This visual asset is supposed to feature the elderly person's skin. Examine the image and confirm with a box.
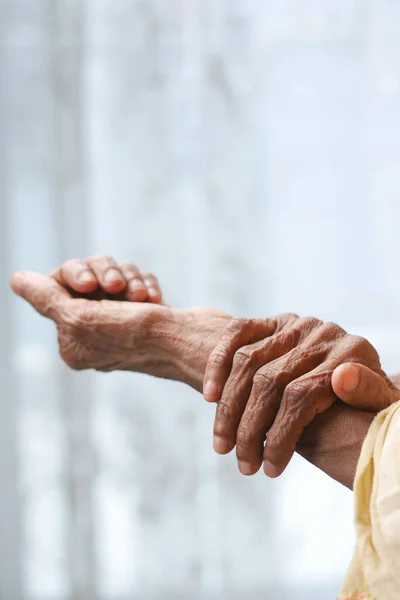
[204,316,400,478]
[10,257,396,490]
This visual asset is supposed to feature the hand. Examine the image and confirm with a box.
[10,257,231,380]
[203,315,396,478]
[10,259,172,374]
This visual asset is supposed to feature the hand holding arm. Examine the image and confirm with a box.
[203,316,399,483]
[10,260,384,491]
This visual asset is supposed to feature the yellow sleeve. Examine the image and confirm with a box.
[338,401,400,600]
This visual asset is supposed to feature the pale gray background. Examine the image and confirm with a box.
[1,1,400,599]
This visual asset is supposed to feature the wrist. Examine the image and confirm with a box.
[140,307,231,391]
[120,305,175,376]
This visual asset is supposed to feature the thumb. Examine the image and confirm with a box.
[332,362,398,411]
[10,271,72,322]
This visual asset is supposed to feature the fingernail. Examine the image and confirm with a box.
[238,461,259,476]
[78,270,94,283]
[204,380,220,402]
[342,364,360,394]
[263,460,281,478]
[104,268,122,284]
[213,435,232,454]
[148,287,159,298]
[129,279,145,293]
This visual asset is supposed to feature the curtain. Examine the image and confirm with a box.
[1,1,400,598]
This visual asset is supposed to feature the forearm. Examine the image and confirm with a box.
[132,306,230,388]
[297,404,375,489]
[139,307,372,489]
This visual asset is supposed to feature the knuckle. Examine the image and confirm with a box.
[220,317,253,348]
[279,326,301,348]
[293,316,323,342]
[140,270,156,280]
[133,277,147,288]
[209,347,230,367]
[92,255,116,270]
[287,312,300,320]
[345,334,377,359]
[119,261,139,274]
[226,317,248,336]
[280,312,300,325]
[253,366,281,391]
[214,402,235,436]
[284,380,308,406]
[216,400,235,421]
[322,321,346,338]
[237,425,257,451]
[214,318,247,352]
[301,316,323,331]
[346,334,366,352]
[144,275,158,287]
[233,345,259,369]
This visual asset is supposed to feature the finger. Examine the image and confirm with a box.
[235,338,326,475]
[263,370,334,478]
[213,327,304,456]
[119,262,149,302]
[203,317,281,404]
[204,313,300,404]
[140,270,163,304]
[332,363,398,411]
[86,255,126,294]
[51,259,98,294]
[10,271,71,322]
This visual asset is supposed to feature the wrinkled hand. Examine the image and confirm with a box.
[10,257,170,373]
[11,256,232,382]
[203,314,399,478]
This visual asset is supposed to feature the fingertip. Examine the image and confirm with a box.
[332,363,360,396]
[129,289,149,302]
[204,380,221,403]
[148,289,162,303]
[103,268,126,293]
[238,461,261,476]
[126,280,148,302]
[10,271,25,294]
[213,435,233,455]
[263,460,283,478]
[74,271,98,293]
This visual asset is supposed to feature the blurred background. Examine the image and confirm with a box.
[1,1,400,599]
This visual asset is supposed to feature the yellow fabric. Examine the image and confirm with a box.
[338,401,400,600]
